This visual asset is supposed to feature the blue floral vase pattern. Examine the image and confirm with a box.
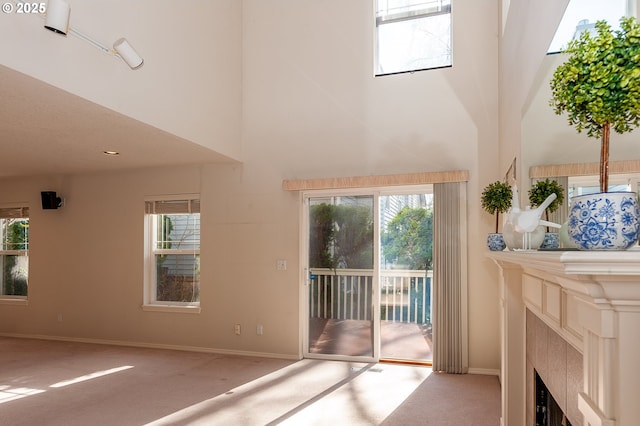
[487,233,506,251]
[540,232,559,249]
[568,192,640,250]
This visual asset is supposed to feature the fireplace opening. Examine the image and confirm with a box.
[535,370,572,426]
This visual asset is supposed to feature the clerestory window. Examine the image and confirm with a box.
[144,197,200,312]
[547,0,630,54]
[375,0,452,76]
[0,206,29,301]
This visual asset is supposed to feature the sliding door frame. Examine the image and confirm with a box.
[300,187,380,363]
[299,184,433,363]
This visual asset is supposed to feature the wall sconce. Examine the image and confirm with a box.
[44,0,70,35]
[41,191,64,210]
[41,0,144,70]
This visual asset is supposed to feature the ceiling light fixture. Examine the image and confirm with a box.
[112,38,144,69]
[40,0,143,70]
[44,0,70,35]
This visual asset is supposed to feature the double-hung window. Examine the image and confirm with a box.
[144,197,200,311]
[375,0,452,76]
[0,206,29,301]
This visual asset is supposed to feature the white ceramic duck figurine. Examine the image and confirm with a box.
[508,184,561,233]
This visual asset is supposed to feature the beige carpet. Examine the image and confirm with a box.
[0,337,499,425]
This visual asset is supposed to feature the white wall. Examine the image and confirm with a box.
[499,0,569,183]
[0,0,243,160]
[0,167,301,356]
[241,0,500,370]
[0,0,502,371]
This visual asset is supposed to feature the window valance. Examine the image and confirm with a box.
[282,170,469,191]
[530,160,640,178]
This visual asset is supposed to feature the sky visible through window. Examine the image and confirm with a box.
[375,0,452,75]
[548,0,629,53]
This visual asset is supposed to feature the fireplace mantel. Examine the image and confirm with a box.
[488,248,640,426]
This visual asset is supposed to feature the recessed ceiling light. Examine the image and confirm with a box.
[103,150,120,156]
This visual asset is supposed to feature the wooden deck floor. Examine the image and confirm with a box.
[309,318,433,362]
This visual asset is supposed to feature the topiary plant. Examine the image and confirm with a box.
[528,178,565,231]
[481,181,512,234]
[549,16,640,193]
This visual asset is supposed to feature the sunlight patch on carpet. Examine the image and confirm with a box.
[0,385,46,404]
[50,365,134,388]
[145,360,432,425]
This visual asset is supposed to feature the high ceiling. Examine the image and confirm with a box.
[0,65,234,179]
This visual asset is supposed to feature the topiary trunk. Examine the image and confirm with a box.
[600,123,610,193]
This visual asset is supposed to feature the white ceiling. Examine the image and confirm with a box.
[0,65,235,179]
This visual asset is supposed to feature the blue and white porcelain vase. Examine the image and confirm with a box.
[487,233,506,251]
[568,192,640,250]
[540,232,559,249]
[559,221,577,249]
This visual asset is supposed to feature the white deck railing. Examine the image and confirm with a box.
[308,268,432,324]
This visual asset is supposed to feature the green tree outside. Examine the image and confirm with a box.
[381,206,433,270]
[309,203,373,269]
[2,219,29,296]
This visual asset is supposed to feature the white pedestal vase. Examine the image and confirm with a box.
[568,191,640,250]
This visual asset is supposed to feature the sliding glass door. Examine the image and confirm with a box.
[303,187,433,363]
[305,194,376,359]
[379,192,433,363]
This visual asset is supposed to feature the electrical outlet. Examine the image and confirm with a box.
[257,324,263,335]
[234,324,241,335]
[276,259,287,270]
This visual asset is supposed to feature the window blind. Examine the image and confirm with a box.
[145,199,200,214]
[376,0,451,25]
[432,181,468,374]
[0,207,29,219]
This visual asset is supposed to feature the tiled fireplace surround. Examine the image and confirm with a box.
[527,308,583,425]
[489,249,640,426]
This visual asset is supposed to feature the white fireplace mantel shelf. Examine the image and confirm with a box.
[488,248,640,426]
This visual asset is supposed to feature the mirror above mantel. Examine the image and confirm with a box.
[517,0,640,246]
[521,0,640,196]
[522,51,640,188]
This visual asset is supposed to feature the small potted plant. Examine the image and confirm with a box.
[528,178,565,248]
[481,180,512,251]
[549,16,640,249]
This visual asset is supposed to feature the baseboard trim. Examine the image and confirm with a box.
[0,332,302,361]
[468,367,500,376]
[0,333,500,371]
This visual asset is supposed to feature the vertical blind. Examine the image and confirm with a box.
[432,181,468,374]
